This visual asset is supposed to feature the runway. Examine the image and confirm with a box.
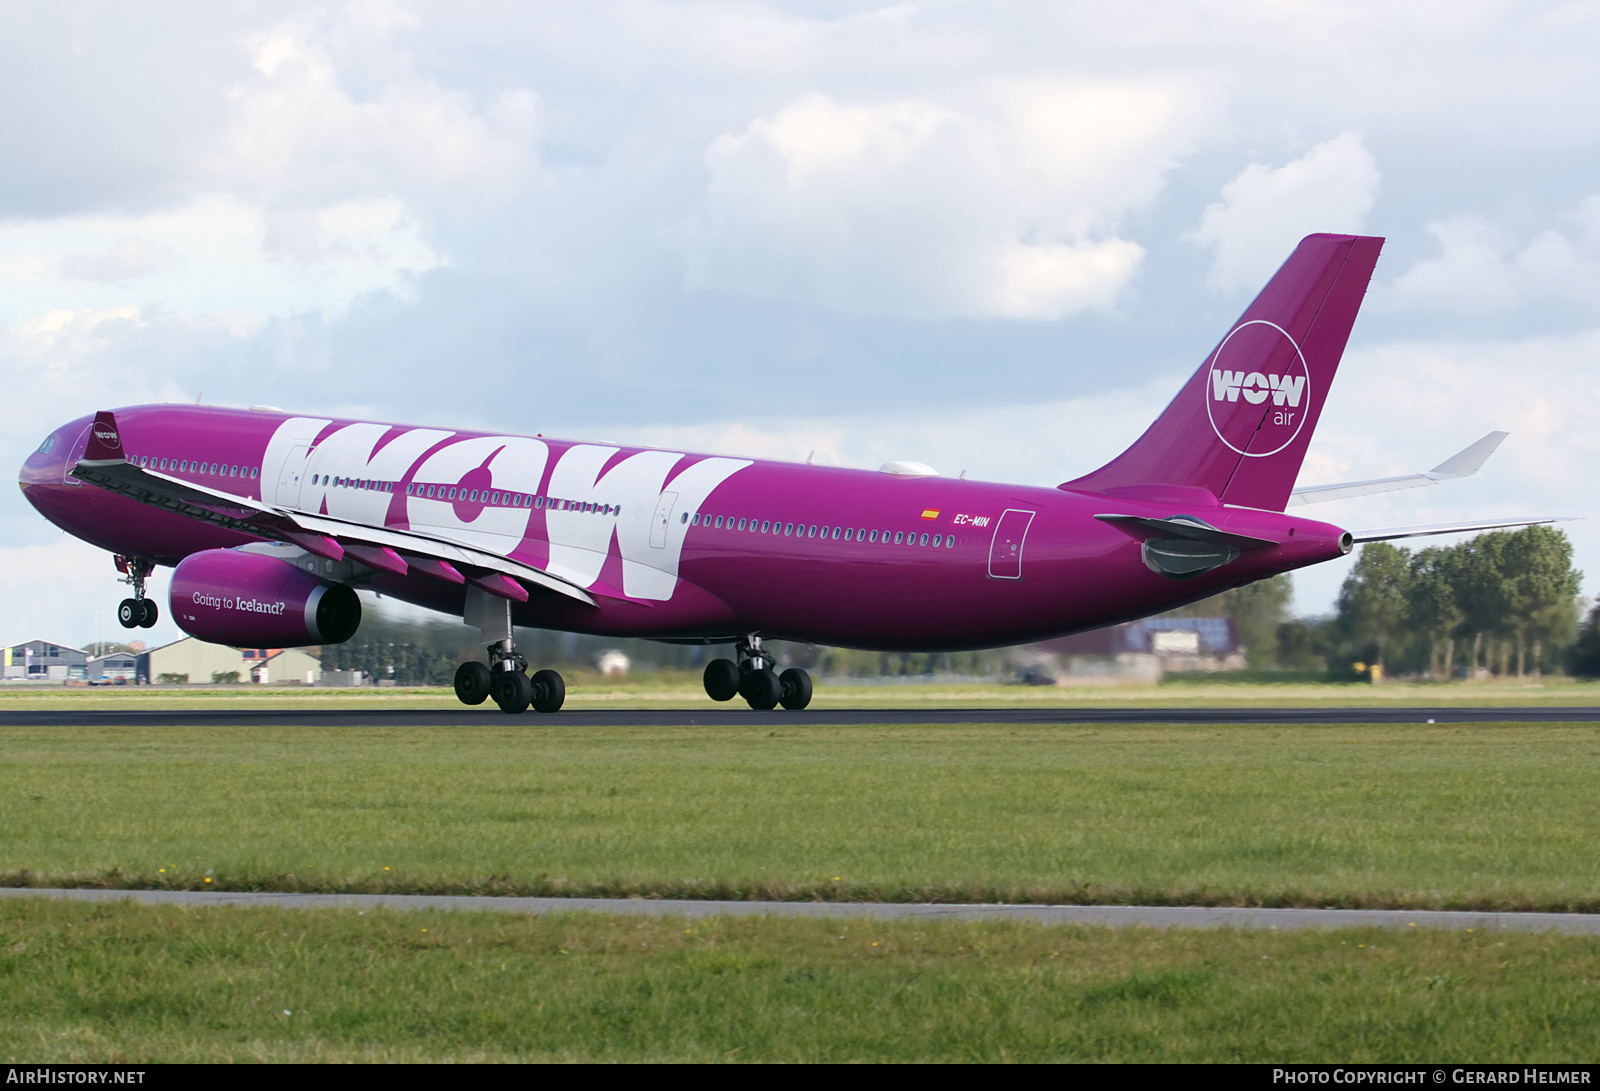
[3,886,1597,932]
[1,706,1598,727]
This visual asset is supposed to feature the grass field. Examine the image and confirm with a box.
[3,673,1600,709]
[3,897,1598,1062]
[3,720,1600,910]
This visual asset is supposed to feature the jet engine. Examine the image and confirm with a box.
[169,548,362,647]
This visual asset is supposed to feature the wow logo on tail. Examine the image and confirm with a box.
[1204,319,1311,458]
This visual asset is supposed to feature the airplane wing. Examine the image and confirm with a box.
[1287,431,1507,507]
[1350,516,1568,543]
[71,412,597,607]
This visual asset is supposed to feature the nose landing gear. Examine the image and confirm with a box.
[114,555,159,629]
[703,635,813,710]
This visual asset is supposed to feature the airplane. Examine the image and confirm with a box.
[17,233,1551,714]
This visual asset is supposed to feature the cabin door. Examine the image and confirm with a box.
[276,445,311,507]
[650,491,678,549]
[987,508,1036,580]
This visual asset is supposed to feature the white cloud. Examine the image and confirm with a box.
[1385,199,1600,312]
[686,78,1213,319]
[0,195,441,326]
[1190,133,1381,294]
[209,10,541,200]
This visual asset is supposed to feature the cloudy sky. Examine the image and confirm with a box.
[5,0,1600,649]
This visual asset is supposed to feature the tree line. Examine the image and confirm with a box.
[1272,525,1583,679]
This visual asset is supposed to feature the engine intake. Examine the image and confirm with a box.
[169,548,361,647]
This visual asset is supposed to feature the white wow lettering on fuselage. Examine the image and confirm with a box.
[260,418,751,602]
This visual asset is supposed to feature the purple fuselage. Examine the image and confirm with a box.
[19,403,1349,651]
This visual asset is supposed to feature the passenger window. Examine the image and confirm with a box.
[448,488,458,500]
[868,530,877,543]
[735,518,745,530]
[919,533,929,546]
[831,527,840,540]
[782,523,792,535]
[894,531,904,544]
[252,467,259,479]
[843,528,853,541]
[760,520,770,533]
[946,535,955,548]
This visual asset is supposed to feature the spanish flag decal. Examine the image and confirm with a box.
[921,509,940,520]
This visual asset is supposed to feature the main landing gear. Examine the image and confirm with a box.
[454,586,564,714]
[114,555,159,629]
[703,635,812,711]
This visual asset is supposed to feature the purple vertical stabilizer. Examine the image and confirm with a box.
[1064,233,1383,511]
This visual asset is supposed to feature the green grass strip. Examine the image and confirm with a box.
[3,722,1600,910]
[1,898,1597,1062]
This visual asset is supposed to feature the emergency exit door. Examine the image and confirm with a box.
[987,508,1035,580]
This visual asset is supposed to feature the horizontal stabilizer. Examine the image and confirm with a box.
[1094,513,1277,551]
[1350,516,1568,543]
[1290,431,1507,507]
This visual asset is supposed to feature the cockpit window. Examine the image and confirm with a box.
[35,434,56,455]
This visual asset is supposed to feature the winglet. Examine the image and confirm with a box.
[1429,431,1507,478]
[81,411,126,464]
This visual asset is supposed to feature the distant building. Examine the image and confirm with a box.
[138,637,252,685]
[87,651,140,683]
[250,648,321,685]
[1037,617,1244,681]
[2,640,88,681]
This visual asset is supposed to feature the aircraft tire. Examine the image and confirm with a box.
[742,667,781,711]
[531,669,566,714]
[492,669,533,714]
[778,667,812,711]
[117,599,141,629]
[138,599,159,628]
[703,659,740,701]
[454,662,492,705]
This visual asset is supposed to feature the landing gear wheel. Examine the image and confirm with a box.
[138,599,159,628]
[741,667,781,711]
[778,668,812,711]
[492,670,533,714]
[530,669,566,714]
[703,659,740,702]
[118,599,141,629]
[454,661,492,705]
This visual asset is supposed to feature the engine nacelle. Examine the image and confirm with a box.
[169,548,362,647]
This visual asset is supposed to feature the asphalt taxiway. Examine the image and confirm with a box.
[1,706,1598,727]
[3,887,1597,933]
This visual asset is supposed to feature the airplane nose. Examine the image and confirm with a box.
[18,416,89,492]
